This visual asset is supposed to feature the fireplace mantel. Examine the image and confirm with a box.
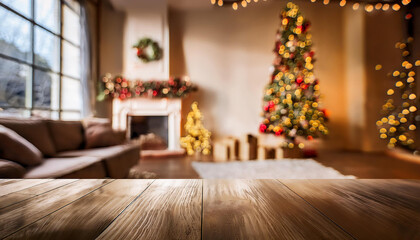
[112,98,182,150]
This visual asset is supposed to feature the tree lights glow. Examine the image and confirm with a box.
[377,38,420,150]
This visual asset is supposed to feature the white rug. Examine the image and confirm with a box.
[192,159,356,179]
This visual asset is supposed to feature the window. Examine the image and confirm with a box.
[0,0,82,120]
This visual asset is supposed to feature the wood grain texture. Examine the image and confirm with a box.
[0,179,52,197]
[97,179,202,240]
[281,179,420,240]
[0,179,78,209]
[202,179,353,240]
[6,179,154,240]
[0,179,112,238]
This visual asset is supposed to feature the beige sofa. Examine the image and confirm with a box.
[0,118,140,178]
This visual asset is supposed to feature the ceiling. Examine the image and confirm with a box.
[110,0,417,12]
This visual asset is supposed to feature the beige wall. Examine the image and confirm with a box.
[170,1,348,149]
[121,0,170,80]
[96,0,125,118]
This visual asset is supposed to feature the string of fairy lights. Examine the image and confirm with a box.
[210,0,412,11]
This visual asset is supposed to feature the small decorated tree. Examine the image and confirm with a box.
[180,102,212,155]
[377,37,420,150]
[259,2,328,148]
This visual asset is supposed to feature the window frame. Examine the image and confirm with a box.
[0,0,82,119]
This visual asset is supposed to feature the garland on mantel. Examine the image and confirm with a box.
[97,74,198,101]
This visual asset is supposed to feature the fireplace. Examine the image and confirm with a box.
[128,115,169,148]
[112,98,182,151]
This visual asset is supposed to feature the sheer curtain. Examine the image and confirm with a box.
[80,0,94,117]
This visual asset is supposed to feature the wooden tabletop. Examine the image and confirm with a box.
[0,179,419,239]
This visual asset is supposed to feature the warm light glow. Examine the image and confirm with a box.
[211,0,216,4]
[402,0,411,5]
[375,64,382,70]
[392,4,400,11]
[365,5,374,12]
[241,0,247,7]
[382,4,390,11]
[339,0,346,7]
[375,3,382,10]
[352,3,359,10]
[323,0,329,5]
[232,2,238,10]
[217,0,223,6]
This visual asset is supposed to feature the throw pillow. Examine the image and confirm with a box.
[83,118,126,149]
[46,120,84,152]
[0,118,56,156]
[0,159,26,178]
[0,125,43,166]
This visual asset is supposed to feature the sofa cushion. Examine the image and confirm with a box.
[0,125,43,166]
[56,144,138,158]
[56,144,140,178]
[46,120,84,152]
[0,159,26,178]
[0,118,56,156]
[24,156,102,179]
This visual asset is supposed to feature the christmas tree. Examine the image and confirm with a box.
[259,2,328,147]
[180,102,212,155]
[377,37,420,150]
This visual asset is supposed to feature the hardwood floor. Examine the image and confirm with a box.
[1,179,420,239]
[136,150,420,179]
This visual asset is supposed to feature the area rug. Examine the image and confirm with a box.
[191,159,356,179]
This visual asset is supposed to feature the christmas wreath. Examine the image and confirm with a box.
[133,38,163,63]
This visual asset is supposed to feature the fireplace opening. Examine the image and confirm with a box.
[128,115,168,149]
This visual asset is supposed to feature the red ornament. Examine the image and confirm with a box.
[322,109,330,118]
[296,77,303,84]
[153,90,158,96]
[259,124,267,133]
[275,128,283,136]
[168,77,175,86]
[136,48,143,57]
[301,84,308,90]
[310,51,315,57]
[307,135,313,140]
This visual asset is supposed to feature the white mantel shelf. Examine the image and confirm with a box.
[112,98,182,150]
